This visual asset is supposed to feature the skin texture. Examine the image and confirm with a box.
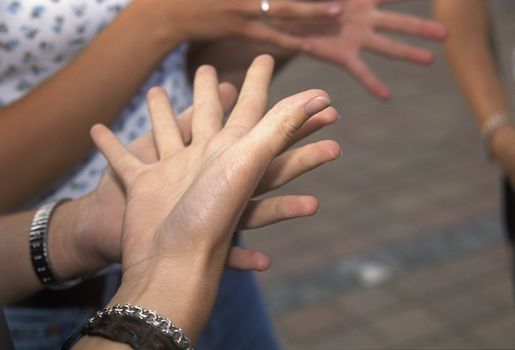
[67,55,339,348]
[434,0,515,184]
[0,58,341,304]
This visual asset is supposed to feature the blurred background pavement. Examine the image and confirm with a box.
[245,1,515,349]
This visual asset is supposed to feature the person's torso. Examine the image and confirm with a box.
[0,0,192,206]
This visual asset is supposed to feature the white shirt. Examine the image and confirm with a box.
[0,0,192,205]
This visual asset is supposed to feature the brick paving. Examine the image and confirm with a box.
[244,1,515,349]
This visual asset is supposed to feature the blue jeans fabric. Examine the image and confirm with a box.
[4,308,90,350]
[5,269,279,350]
[197,268,279,350]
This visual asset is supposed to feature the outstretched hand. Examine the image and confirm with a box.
[91,55,339,276]
[154,0,343,51]
[281,0,447,99]
[71,56,340,278]
[87,56,338,340]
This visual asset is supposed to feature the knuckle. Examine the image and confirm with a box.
[278,117,301,139]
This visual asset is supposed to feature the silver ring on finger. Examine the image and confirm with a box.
[260,0,271,21]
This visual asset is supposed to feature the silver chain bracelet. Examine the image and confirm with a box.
[90,304,194,350]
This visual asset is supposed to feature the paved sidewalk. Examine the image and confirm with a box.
[246,2,515,349]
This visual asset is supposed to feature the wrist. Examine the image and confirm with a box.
[130,0,187,49]
[481,112,513,159]
[48,197,106,281]
[110,255,225,342]
[490,123,515,163]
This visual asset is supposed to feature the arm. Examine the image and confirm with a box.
[0,0,182,211]
[434,0,515,183]
[0,0,337,212]
[434,0,509,125]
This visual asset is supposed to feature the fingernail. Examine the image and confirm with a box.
[305,96,331,116]
[328,4,341,15]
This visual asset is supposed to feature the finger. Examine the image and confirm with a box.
[226,246,271,272]
[239,195,319,229]
[146,87,184,157]
[243,89,332,163]
[366,34,434,64]
[192,65,224,141]
[268,0,342,20]
[128,89,334,164]
[127,83,238,163]
[375,12,447,40]
[177,82,238,144]
[286,106,339,149]
[218,82,239,114]
[127,132,158,164]
[241,21,307,52]
[90,124,142,186]
[345,56,390,100]
[225,54,275,134]
[255,140,341,194]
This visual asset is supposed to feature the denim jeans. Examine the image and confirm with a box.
[6,269,279,350]
[4,307,90,350]
[197,268,279,350]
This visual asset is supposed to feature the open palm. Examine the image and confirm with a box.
[283,0,447,99]
[91,55,340,274]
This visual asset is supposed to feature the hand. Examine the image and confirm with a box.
[91,55,339,273]
[69,61,340,277]
[280,0,447,99]
[147,0,343,51]
[90,55,338,339]
[71,55,338,347]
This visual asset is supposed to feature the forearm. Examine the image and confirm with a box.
[434,0,511,126]
[188,40,296,89]
[0,209,40,303]
[0,0,183,212]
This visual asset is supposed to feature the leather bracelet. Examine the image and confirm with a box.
[61,304,194,350]
[29,199,83,290]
